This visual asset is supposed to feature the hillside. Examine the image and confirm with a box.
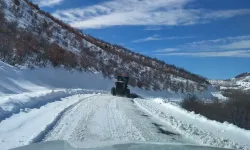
[210,73,250,91]
[235,72,250,79]
[0,0,209,93]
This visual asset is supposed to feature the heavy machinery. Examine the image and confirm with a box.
[111,74,130,97]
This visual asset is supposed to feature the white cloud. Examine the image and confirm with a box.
[157,50,250,58]
[144,26,163,31]
[155,35,250,58]
[33,0,64,7]
[154,48,179,53]
[202,9,250,20]
[187,35,250,46]
[52,0,250,29]
[182,35,250,51]
[221,40,250,50]
[133,34,163,43]
[133,35,194,43]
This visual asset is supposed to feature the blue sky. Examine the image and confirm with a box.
[32,0,250,79]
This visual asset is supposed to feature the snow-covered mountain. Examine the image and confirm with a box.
[0,0,209,94]
[210,73,250,91]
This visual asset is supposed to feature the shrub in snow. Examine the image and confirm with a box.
[181,91,250,130]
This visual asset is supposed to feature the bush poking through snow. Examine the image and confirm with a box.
[181,92,250,130]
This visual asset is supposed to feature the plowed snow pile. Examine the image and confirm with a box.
[135,98,250,150]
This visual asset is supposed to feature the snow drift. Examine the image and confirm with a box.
[135,98,250,150]
[0,94,95,150]
[0,61,113,95]
[0,61,111,121]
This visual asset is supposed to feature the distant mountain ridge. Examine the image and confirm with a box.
[0,0,209,93]
[235,72,250,79]
[210,73,250,91]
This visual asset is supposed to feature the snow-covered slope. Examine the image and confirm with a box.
[235,75,250,90]
[0,0,209,93]
[210,92,228,100]
[0,60,111,121]
[0,61,112,95]
[210,73,250,91]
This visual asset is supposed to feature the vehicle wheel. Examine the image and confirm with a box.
[111,87,116,96]
[125,89,130,98]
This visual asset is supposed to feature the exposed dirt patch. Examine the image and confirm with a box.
[152,123,179,136]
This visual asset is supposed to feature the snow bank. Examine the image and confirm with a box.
[0,61,184,99]
[0,89,106,121]
[0,61,113,95]
[135,98,250,150]
[0,60,214,102]
[132,87,184,99]
[131,84,216,100]
[0,94,95,150]
[0,60,112,121]
[211,92,228,100]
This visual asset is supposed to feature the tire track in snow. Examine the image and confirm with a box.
[107,98,145,141]
[0,94,97,150]
[30,94,98,143]
[44,95,146,143]
[118,98,190,144]
[44,95,192,146]
[69,96,107,142]
[44,95,112,142]
[0,89,97,122]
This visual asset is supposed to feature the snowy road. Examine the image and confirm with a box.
[44,95,192,146]
[1,93,250,150]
